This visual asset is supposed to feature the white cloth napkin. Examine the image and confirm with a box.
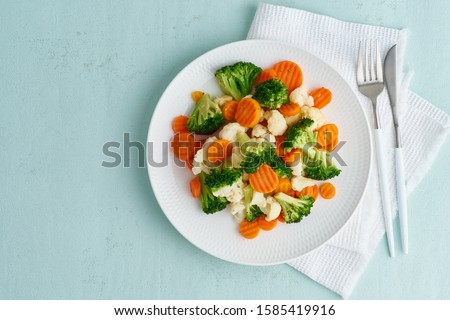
[248,3,450,298]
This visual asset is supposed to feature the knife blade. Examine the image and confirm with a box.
[384,44,409,254]
[384,45,399,141]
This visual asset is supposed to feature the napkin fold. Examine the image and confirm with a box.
[248,3,450,298]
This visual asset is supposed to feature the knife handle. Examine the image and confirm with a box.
[374,129,395,257]
[395,147,408,254]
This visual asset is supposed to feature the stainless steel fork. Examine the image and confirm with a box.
[357,40,395,257]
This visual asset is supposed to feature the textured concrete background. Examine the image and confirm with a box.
[0,0,449,299]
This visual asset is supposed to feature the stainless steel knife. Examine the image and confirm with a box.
[384,45,409,254]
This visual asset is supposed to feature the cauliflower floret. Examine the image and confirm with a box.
[265,110,288,136]
[284,105,324,130]
[251,123,277,144]
[234,212,245,222]
[250,191,267,208]
[291,175,317,191]
[264,133,276,143]
[226,180,245,203]
[191,149,211,175]
[252,124,268,138]
[213,95,233,107]
[212,178,244,203]
[192,136,218,175]
[299,105,324,131]
[284,114,301,127]
[204,136,217,144]
[259,109,265,122]
[289,86,314,107]
[263,196,282,221]
[230,202,245,223]
[253,137,267,144]
[229,201,245,222]
[230,201,245,216]
[289,161,303,176]
[219,122,247,143]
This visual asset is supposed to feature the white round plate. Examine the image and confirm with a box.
[147,40,371,265]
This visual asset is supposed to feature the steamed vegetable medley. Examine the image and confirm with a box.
[171,60,341,239]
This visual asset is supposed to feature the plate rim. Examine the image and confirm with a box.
[146,39,373,266]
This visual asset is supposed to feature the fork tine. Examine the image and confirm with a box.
[376,39,383,81]
[357,41,364,84]
[364,40,369,82]
[370,40,376,81]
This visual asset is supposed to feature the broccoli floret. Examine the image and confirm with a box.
[215,62,262,101]
[284,118,317,152]
[239,142,269,173]
[238,134,292,179]
[274,192,315,224]
[197,172,228,214]
[303,147,341,180]
[247,205,264,222]
[269,153,293,179]
[243,185,264,222]
[205,167,242,192]
[187,93,224,134]
[253,79,289,109]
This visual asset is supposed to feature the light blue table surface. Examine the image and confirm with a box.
[1,0,449,300]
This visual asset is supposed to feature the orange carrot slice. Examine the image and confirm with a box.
[222,100,238,121]
[170,132,200,161]
[277,213,285,223]
[316,124,339,152]
[279,103,300,117]
[240,219,260,239]
[185,157,193,171]
[172,115,189,133]
[206,139,231,163]
[320,183,336,199]
[275,178,292,194]
[235,98,261,127]
[283,148,302,164]
[190,177,201,198]
[275,135,286,157]
[257,216,277,231]
[254,68,277,87]
[191,91,204,102]
[285,189,296,197]
[272,61,303,93]
[248,164,279,193]
[310,87,332,109]
[296,185,319,201]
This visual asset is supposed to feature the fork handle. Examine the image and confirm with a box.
[371,97,381,129]
[374,128,396,257]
